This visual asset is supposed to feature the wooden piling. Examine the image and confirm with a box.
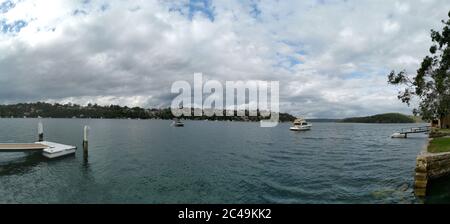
[38,121,44,142]
[83,125,89,158]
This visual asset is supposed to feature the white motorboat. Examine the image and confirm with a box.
[290,118,312,131]
[391,132,407,138]
[172,118,184,127]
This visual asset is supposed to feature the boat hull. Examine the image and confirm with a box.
[391,132,406,138]
[290,126,311,131]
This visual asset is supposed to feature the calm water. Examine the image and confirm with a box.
[0,118,442,204]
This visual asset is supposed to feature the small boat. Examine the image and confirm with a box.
[173,118,184,127]
[391,132,407,138]
[290,118,312,131]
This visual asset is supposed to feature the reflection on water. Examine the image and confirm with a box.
[0,152,45,176]
[0,152,76,176]
[0,118,431,203]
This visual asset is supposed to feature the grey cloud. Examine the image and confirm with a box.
[0,0,448,118]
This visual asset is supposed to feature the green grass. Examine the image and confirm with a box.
[428,137,450,153]
[430,128,450,138]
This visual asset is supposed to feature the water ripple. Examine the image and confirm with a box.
[0,119,428,203]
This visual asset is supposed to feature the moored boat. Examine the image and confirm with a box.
[173,118,184,127]
[290,118,312,131]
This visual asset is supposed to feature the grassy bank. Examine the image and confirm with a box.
[428,137,450,153]
[430,128,450,138]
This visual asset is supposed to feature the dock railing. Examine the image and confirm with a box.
[399,126,431,134]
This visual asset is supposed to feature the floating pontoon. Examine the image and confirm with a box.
[39,141,77,158]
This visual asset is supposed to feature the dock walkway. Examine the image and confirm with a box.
[0,143,48,152]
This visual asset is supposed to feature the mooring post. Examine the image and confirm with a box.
[38,121,44,142]
[83,125,89,157]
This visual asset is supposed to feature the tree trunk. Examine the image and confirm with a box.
[440,116,445,129]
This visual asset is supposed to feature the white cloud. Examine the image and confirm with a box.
[0,0,449,118]
[383,20,400,33]
[395,2,410,14]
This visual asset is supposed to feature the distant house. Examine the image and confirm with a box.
[432,115,450,129]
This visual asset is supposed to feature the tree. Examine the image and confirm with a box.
[388,11,450,128]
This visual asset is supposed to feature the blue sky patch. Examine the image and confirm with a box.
[249,1,261,18]
[274,52,304,70]
[287,56,302,66]
[1,19,28,33]
[169,0,215,21]
[0,0,15,13]
[188,0,215,21]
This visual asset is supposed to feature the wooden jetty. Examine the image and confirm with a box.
[391,126,431,138]
[0,121,47,152]
[0,142,77,158]
[0,143,48,152]
[0,122,81,158]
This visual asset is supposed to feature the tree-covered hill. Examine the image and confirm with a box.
[340,113,417,123]
[0,102,296,122]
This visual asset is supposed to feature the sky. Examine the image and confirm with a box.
[0,0,449,118]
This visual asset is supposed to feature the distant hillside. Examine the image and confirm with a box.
[0,102,296,122]
[340,113,416,123]
[307,119,341,123]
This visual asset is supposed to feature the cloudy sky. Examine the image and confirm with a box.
[1,0,449,118]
